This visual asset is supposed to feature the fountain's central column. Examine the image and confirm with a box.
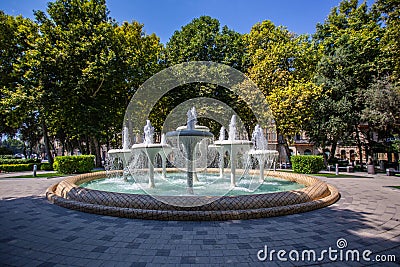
[184,138,196,194]
[165,107,214,194]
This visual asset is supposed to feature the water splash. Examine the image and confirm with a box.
[160,133,166,145]
[228,115,237,141]
[219,126,225,141]
[187,107,197,130]
[122,126,130,149]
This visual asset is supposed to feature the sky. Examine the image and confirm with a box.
[0,0,375,43]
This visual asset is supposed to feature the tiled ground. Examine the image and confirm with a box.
[0,173,399,266]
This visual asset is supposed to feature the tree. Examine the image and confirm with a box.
[362,77,400,137]
[267,80,323,145]
[1,0,163,166]
[159,16,253,136]
[0,12,37,136]
[165,16,244,69]
[308,0,383,164]
[245,20,322,161]
[375,0,400,80]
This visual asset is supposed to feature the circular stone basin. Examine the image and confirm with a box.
[46,171,340,221]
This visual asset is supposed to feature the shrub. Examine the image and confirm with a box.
[0,154,14,159]
[0,158,41,165]
[291,155,324,174]
[40,162,53,171]
[0,163,38,172]
[0,147,13,155]
[53,155,95,174]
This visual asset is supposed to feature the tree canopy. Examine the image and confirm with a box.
[1,0,399,164]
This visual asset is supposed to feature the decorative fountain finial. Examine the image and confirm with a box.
[187,107,197,130]
[228,115,237,141]
[160,133,166,145]
[122,126,130,150]
[143,120,154,145]
[219,126,225,141]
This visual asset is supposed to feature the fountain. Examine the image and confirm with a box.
[107,126,133,169]
[131,120,171,188]
[248,124,279,182]
[208,126,226,178]
[214,115,253,187]
[46,107,340,221]
[165,107,214,194]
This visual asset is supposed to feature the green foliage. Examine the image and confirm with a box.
[40,162,53,171]
[0,0,398,166]
[0,138,25,155]
[306,0,383,162]
[0,158,40,165]
[0,154,14,159]
[0,163,37,172]
[159,16,255,134]
[0,147,13,155]
[244,20,324,158]
[1,0,162,166]
[53,155,95,174]
[375,0,400,80]
[361,77,400,135]
[267,80,323,139]
[291,155,325,174]
[165,16,244,69]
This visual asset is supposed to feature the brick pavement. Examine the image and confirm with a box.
[0,173,399,266]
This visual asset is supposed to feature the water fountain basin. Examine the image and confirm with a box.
[46,170,340,220]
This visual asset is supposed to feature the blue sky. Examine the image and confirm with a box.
[0,0,375,43]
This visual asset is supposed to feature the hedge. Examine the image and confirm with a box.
[0,155,14,159]
[291,155,324,174]
[40,162,53,171]
[53,155,95,174]
[0,158,41,165]
[0,163,38,172]
[0,147,13,155]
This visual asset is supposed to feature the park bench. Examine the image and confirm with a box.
[327,165,354,173]
[386,168,400,176]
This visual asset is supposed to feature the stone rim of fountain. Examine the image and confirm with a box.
[46,170,340,221]
[49,109,340,220]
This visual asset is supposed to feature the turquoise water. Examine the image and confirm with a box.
[80,172,304,196]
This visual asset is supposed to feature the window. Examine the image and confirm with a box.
[304,149,312,155]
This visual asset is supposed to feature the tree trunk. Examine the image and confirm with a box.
[328,140,337,163]
[283,138,292,164]
[61,140,65,156]
[23,143,27,159]
[41,120,53,165]
[322,146,328,167]
[355,129,363,170]
[85,136,90,155]
[365,129,373,163]
[92,138,102,168]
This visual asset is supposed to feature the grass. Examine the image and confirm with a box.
[312,173,368,178]
[8,169,105,178]
[274,169,369,178]
[11,172,68,179]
